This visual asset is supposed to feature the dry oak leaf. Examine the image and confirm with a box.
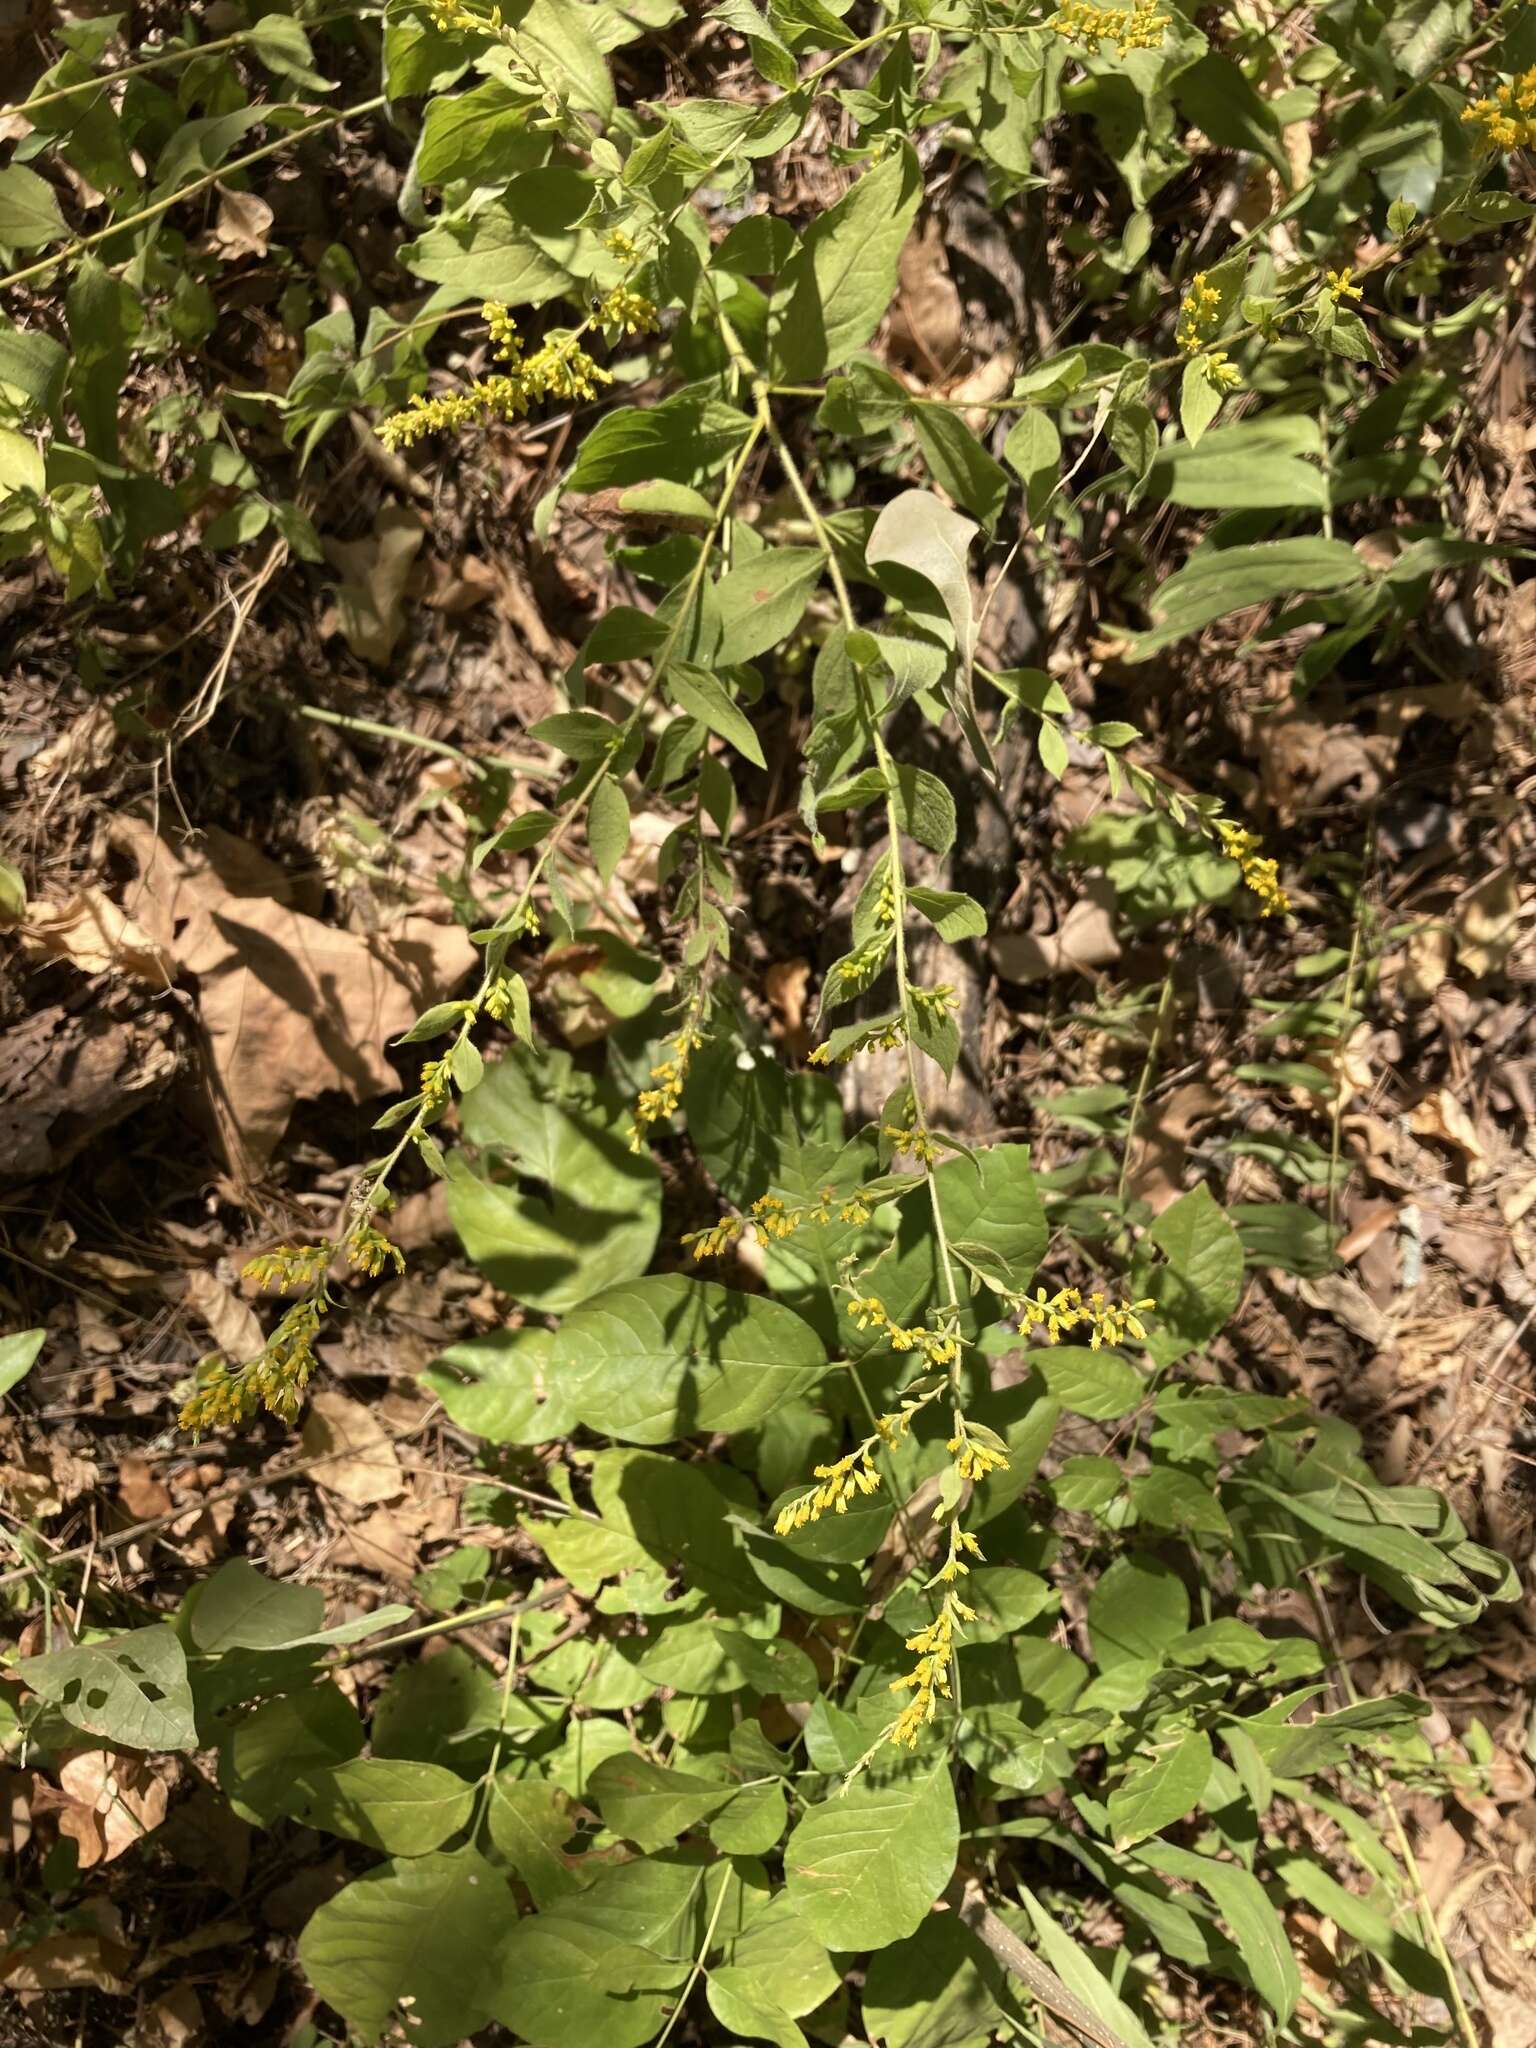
[301,1388,405,1505]
[177,899,471,1172]
[1456,869,1525,978]
[323,503,425,667]
[1409,1089,1490,1183]
[55,1750,170,1867]
[17,889,175,983]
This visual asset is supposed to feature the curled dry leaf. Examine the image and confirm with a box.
[1457,870,1525,979]
[56,1750,171,1867]
[301,1388,404,1506]
[1409,1089,1490,1183]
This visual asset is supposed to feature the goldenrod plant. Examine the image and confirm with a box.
[2,2,1529,2044]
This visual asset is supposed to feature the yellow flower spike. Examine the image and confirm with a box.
[1050,0,1168,54]
[1216,818,1291,916]
[596,284,660,336]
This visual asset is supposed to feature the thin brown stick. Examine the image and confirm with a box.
[949,1878,1135,2048]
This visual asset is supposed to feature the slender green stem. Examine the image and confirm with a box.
[6,8,383,116]
[1306,1571,1480,2048]
[1115,916,1187,1207]
[301,704,548,780]
[330,1584,568,1666]
[653,1862,734,2048]
[0,95,387,296]
[1327,828,1373,1236]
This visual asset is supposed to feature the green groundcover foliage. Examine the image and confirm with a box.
[2,0,1530,2041]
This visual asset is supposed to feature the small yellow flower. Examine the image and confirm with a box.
[1462,69,1536,153]
[595,284,660,336]
[1176,269,1222,353]
[1324,267,1363,303]
[1216,818,1291,917]
[1050,0,1168,55]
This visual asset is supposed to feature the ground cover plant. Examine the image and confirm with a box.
[2,0,1536,2043]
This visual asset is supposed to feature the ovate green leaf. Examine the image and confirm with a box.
[784,1763,958,1951]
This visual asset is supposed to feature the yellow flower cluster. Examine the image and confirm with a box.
[244,1243,331,1294]
[629,1015,705,1150]
[1016,1284,1156,1350]
[845,1292,960,1367]
[431,0,500,30]
[1176,271,1222,353]
[604,227,642,262]
[682,1186,877,1260]
[1201,349,1241,392]
[419,1055,453,1111]
[180,1299,321,1434]
[881,1123,941,1166]
[1050,0,1168,54]
[948,1417,1011,1483]
[595,285,660,335]
[1324,267,1363,303]
[348,1221,405,1278]
[807,1017,906,1065]
[379,307,611,452]
[890,1593,972,1746]
[910,982,959,1023]
[774,1445,883,1533]
[1216,820,1291,916]
[934,1521,985,1583]
[484,973,521,1023]
[1463,69,1536,152]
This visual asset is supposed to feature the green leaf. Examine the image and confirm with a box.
[893,763,959,856]
[1179,356,1222,447]
[862,1908,1002,2048]
[1143,1183,1243,1360]
[713,547,825,664]
[15,1625,197,1751]
[446,1048,661,1313]
[1029,1347,1142,1419]
[1108,1727,1214,1848]
[785,1763,958,1951]
[867,487,978,653]
[401,205,576,304]
[587,773,631,885]
[298,1846,508,2048]
[667,661,768,768]
[0,426,44,497]
[705,1977,806,2048]
[906,886,987,941]
[0,164,69,248]
[1016,1888,1153,2048]
[589,1752,735,1850]
[1174,51,1290,181]
[0,320,69,415]
[710,1777,787,1854]
[488,1854,718,2045]
[416,78,549,184]
[220,1682,366,1822]
[551,1273,828,1442]
[0,1327,45,1397]
[502,0,614,123]
[1127,538,1367,660]
[911,404,1010,531]
[773,141,922,381]
[1088,1554,1190,1669]
[420,1325,580,1444]
[1136,1843,1300,2022]
[567,390,756,489]
[1130,1466,1230,1539]
[1142,417,1326,510]
[718,1890,839,2015]
[292,1757,476,1855]
[485,1772,583,1906]
[1003,407,1060,529]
